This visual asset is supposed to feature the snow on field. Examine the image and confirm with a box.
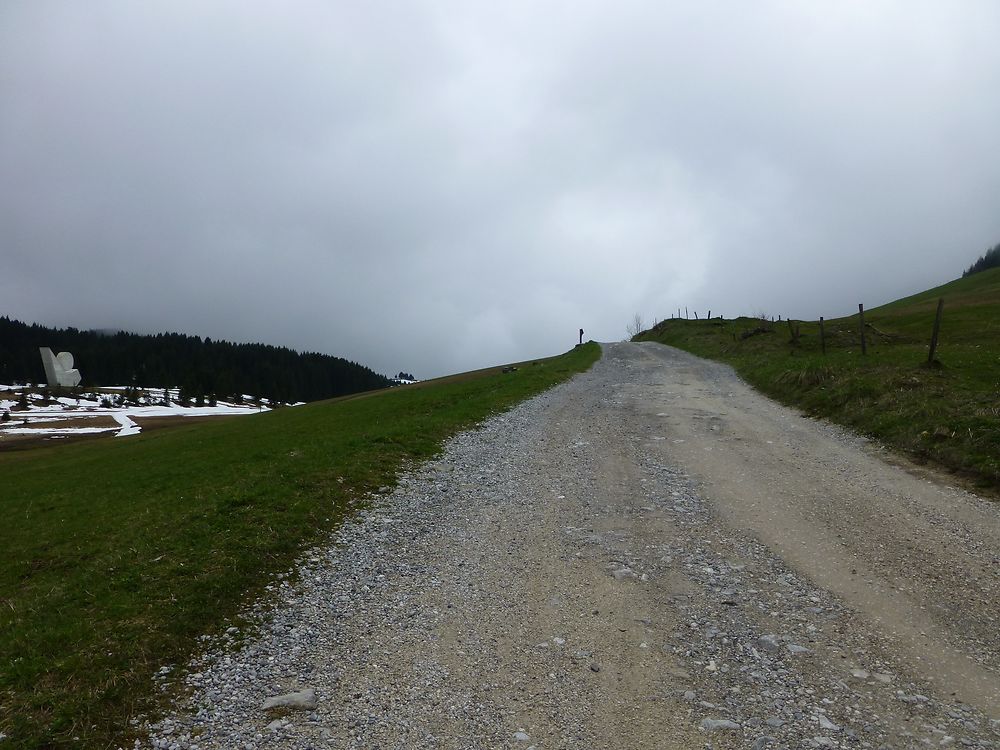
[112,413,142,437]
[2,425,120,436]
[0,385,280,441]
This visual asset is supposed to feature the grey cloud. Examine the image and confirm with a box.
[2,2,999,378]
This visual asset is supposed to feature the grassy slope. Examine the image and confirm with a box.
[0,343,600,749]
[635,269,1000,488]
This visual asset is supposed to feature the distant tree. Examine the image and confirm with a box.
[208,393,217,407]
[17,391,28,409]
[1,410,10,423]
[963,243,1000,277]
[195,392,205,408]
[626,313,645,339]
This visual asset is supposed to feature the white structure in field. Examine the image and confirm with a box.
[39,347,82,387]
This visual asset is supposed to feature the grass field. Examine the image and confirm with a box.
[0,342,600,749]
[635,269,1000,489]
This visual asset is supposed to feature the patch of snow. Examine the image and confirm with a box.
[3,426,118,435]
[112,413,142,438]
[0,385,281,441]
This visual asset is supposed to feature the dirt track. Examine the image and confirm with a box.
[147,342,1000,749]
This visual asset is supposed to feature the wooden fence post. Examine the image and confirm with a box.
[928,297,944,364]
[708,310,712,320]
[819,316,826,355]
[859,303,867,355]
[787,319,800,346]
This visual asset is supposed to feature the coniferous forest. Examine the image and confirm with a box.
[0,316,390,403]
[963,242,1000,277]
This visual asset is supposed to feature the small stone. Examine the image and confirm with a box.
[818,715,840,732]
[759,634,782,652]
[787,644,811,654]
[701,718,741,731]
[683,690,697,702]
[851,669,870,679]
[873,672,893,683]
[589,663,601,673]
[753,738,776,750]
[765,717,785,728]
[261,688,318,711]
[513,730,530,741]
[612,568,634,581]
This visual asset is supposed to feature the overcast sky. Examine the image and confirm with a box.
[3,2,999,378]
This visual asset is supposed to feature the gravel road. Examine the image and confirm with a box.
[144,342,1000,750]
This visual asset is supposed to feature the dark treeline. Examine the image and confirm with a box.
[963,242,1000,277]
[0,316,390,403]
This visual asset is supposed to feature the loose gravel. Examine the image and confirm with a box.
[142,343,1000,750]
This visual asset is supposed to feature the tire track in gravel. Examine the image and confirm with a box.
[144,342,1000,750]
[625,341,1000,715]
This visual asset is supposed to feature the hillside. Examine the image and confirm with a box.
[0,342,600,749]
[635,268,1000,488]
[0,316,389,403]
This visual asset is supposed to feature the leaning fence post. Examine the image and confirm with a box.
[927,297,944,364]
[859,303,867,355]
[819,316,826,355]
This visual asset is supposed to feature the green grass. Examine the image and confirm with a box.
[0,342,600,749]
[635,269,1000,489]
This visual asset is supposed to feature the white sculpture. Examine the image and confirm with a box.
[39,347,82,387]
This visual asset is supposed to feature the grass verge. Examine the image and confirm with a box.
[0,342,600,749]
[635,270,1000,490]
